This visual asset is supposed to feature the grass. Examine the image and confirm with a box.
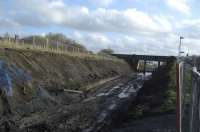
[160,62,177,112]
[0,40,123,62]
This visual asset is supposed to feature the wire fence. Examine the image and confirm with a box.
[180,57,200,132]
[189,67,200,132]
[0,38,89,54]
[0,38,121,61]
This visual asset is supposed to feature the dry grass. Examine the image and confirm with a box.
[0,40,123,62]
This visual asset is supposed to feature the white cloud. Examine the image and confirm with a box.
[10,1,173,36]
[0,17,20,29]
[71,31,180,55]
[89,0,113,7]
[2,0,199,55]
[175,19,200,38]
[166,0,190,14]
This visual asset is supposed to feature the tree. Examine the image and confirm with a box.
[98,48,114,55]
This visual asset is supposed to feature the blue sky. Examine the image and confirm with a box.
[1,0,200,55]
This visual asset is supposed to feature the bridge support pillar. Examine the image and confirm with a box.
[143,60,146,75]
[158,61,161,68]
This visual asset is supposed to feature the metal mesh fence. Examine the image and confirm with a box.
[188,68,200,132]
[180,61,192,132]
[181,57,200,132]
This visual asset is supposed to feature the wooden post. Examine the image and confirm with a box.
[56,41,58,51]
[33,36,35,46]
[46,38,49,50]
[8,36,10,45]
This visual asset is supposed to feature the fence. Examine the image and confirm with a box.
[180,57,200,132]
[0,38,120,61]
[0,38,89,54]
[189,67,200,132]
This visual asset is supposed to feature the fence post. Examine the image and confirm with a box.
[46,38,49,50]
[8,36,10,45]
[56,40,58,51]
[33,36,35,47]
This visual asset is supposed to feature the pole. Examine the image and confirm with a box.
[46,38,49,50]
[33,36,35,46]
[177,36,184,132]
[56,41,58,51]
[178,36,184,62]
[176,63,180,132]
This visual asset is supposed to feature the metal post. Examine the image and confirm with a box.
[177,36,184,132]
[176,63,181,132]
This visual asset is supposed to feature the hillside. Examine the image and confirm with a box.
[0,46,133,131]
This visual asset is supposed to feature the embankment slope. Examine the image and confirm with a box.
[0,48,133,131]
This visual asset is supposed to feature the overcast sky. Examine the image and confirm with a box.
[1,0,200,55]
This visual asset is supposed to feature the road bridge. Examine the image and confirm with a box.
[112,54,175,73]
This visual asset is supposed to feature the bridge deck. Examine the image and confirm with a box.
[113,54,174,62]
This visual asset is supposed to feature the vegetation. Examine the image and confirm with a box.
[98,48,114,55]
[161,62,177,112]
[0,34,122,62]
[128,59,177,120]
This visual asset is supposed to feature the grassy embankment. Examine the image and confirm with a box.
[0,40,120,61]
[0,41,132,94]
[0,41,133,117]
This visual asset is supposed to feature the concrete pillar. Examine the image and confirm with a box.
[143,60,146,75]
[158,61,161,68]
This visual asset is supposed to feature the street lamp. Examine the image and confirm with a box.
[178,36,184,62]
[176,36,184,132]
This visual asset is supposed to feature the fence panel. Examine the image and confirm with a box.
[180,59,193,132]
[189,68,200,132]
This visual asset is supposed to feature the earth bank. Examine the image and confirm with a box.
[0,48,133,132]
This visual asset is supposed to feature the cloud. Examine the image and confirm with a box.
[0,17,20,29]
[72,32,112,51]
[9,0,173,37]
[166,0,190,14]
[2,0,198,55]
[175,19,200,38]
[71,31,180,55]
[89,0,114,7]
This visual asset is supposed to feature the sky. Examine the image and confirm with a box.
[0,0,200,55]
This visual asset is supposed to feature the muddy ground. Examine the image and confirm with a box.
[0,73,148,132]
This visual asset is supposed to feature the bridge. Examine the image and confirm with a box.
[112,54,175,73]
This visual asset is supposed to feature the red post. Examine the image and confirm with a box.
[176,63,180,132]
